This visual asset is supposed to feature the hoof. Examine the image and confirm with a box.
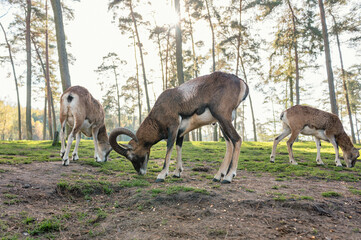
[212,178,220,182]
[172,174,180,178]
[155,178,165,183]
[62,160,69,166]
[221,179,231,184]
[336,164,342,167]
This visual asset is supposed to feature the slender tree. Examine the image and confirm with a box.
[50,0,71,91]
[318,0,338,115]
[26,0,32,140]
[0,23,22,140]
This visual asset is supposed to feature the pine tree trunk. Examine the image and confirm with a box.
[50,0,71,92]
[112,63,121,127]
[130,0,150,113]
[240,56,257,141]
[132,32,142,126]
[165,29,170,90]
[0,23,22,140]
[45,0,53,140]
[43,97,47,140]
[26,0,32,140]
[318,0,338,115]
[287,0,300,105]
[354,111,360,144]
[330,13,356,143]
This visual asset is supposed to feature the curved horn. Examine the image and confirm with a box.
[109,128,138,157]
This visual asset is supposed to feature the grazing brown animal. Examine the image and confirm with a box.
[109,72,249,183]
[59,86,112,166]
[270,105,359,167]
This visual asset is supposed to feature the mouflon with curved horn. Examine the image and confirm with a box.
[109,72,249,183]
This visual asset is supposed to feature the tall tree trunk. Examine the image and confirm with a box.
[129,0,150,113]
[175,0,185,86]
[156,33,165,91]
[318,0,338,115]
[132,32,142,126]
[240,55,257,141]
[354,111,360,144]
[205,0,218,141]
[165,29,171,90]
[288,46,294,106]
[233,0,242,128]
[188,11,202,141]
[330,13,356,143]
[111,61,121,127]
[0,23,22,140]
[286,0,300,105]
[43,97,47,140]
[50,0,71,92]
[26,0,32,140]
[45,0,53,140]
[175,0,189,141]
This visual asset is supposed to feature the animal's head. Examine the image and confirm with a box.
[109,128,150,175]
[97,125,113,162]
[343,147,360,168]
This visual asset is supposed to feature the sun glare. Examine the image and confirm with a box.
[153,2,179,26]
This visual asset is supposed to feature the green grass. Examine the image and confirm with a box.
[321,191,342,198]
[1,140,361,183]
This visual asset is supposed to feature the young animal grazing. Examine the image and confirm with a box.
[109,72,249,183]
[59,86,112,166]
[270,105,359,167]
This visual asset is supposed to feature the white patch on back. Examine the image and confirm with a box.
[178,79,201,101]
[237,80,247,105]
[179,108,217,137]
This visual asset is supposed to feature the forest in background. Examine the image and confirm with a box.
[0,0,361,142]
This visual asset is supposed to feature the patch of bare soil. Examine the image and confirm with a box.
[0,161,360,239]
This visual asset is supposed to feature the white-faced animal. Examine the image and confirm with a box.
[109,72,249,183]
[59,86,112,166]
[270,105,359,167]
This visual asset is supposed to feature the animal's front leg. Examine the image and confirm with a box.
[328,136,342,167]
[173,136,184,178]
[156,127,177,182]
[92,128,101,162]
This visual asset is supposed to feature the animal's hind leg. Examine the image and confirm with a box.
[287,130,300,165]
[314,137,324,165]
[217,119,241,184]
[72,132,81,161]
[222,137,242,183]
[213,129,233,182]
[173,136,184,178]
[60,120,66,158]
[270,124,291,163]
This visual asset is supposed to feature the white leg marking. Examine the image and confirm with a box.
[214,139,233,181]
[223,138,242,183]
[328,136,342,167]
[92,128,101,162]
[157,147,174,181]
[270,126,291,163]
[72,132,81,161]
[314,137,324,165]
[173,145,183,178]
[60,121,66,158]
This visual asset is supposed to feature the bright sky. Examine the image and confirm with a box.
[1,0,360,139]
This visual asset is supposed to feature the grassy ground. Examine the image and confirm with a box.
[1,140,360,182]
[0,140,361,239]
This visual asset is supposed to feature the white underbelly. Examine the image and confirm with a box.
[66,117,93,137]
[179,108,217,137]
[301,126,328,141]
